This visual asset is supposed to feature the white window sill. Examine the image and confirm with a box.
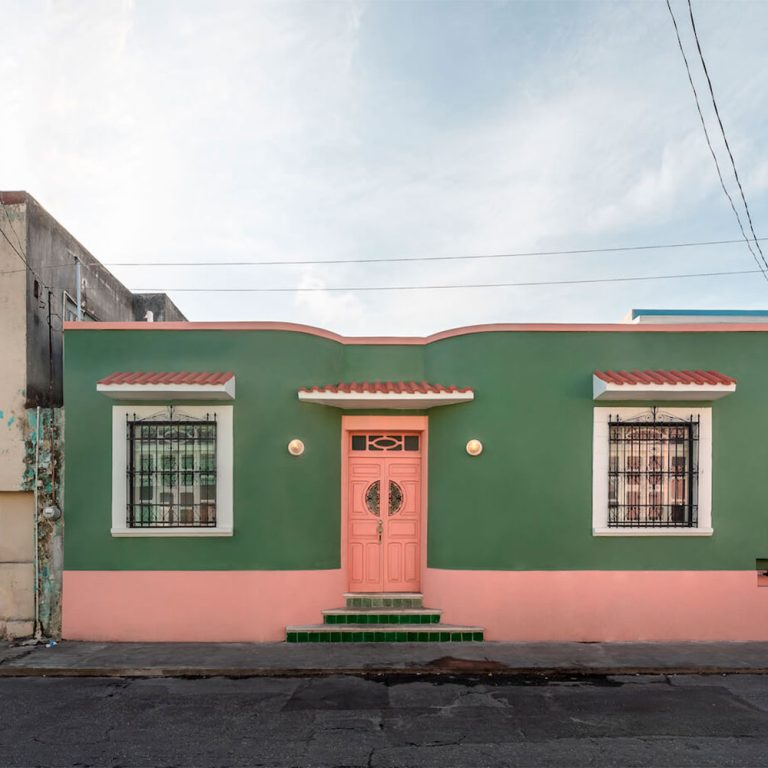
[593,527,713,537]
[111,527,233,538]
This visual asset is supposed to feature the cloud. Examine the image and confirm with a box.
[293,268,365,331]
[3,0,768,333]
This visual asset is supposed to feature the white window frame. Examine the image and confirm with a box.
[111,404,233,537]
[592,406,713,536]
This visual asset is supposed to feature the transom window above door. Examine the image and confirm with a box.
[351,434,420,452]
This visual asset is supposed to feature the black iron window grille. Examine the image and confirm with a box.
[608,409,699,528]
[126,412,217,528]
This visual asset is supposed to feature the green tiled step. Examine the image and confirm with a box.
[344,592,423,609]
[323,609,441,625]
[286,624,484,643]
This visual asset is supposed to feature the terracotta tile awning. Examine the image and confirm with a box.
[593,369,736,401]
[97,371,235,400]
[298,381,474,409]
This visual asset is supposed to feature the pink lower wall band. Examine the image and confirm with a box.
[63,569,768,642]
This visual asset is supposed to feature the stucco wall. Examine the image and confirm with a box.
[0,202,35,637]
[0,492,34,638]
[22,195,187,408]
[62,326,768,572]
[1,193,187,638]
[61,324,768,640]
[0,201,28,489]
[25,198,136,408]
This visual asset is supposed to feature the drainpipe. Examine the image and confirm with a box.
[75,258,82,320]
[33,406,41,639]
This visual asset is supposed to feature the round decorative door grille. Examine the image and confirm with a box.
[364,481,381,517]
[364,480,404,517]
[388,481,404,516]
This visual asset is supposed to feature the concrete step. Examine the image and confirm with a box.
[343,592,423,609]
[323,608,442,625]
[286,624,484,643]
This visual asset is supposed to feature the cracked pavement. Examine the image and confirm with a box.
[2,674,768,766]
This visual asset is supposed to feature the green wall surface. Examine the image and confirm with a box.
[63,327,768,571]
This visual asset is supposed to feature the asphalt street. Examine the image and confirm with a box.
[2,674,768,767]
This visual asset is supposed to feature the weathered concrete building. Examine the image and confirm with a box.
[0,191,185,638]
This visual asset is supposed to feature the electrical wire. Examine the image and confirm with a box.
[0,211,32,271]
[665,0,768,281]
[129,267,762,293]
[0,201,62,294]
[686,0,768,271]
[0,203,67,338]
[0,201,26,260]
[0,236,765,274]
[66,235,768,267]
[0,221,65,295]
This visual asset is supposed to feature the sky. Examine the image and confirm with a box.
[3,0,768,334]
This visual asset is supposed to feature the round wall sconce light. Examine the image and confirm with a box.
[288,439,305,456]
[466,439,483,456]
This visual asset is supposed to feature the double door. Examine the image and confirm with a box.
[347,433,422,592]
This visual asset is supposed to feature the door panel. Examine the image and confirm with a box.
[365,543,381,582]
[404,542,419,582]
[348,458,384,591]
[350,542,364,583]
[387,542,402,583]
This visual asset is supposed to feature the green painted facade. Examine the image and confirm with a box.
[63,327,768,572]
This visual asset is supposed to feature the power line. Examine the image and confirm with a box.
[130,267,762,293]
[80,235,768,267]
[0,201,26,259]
[0,203,68,320]
[0,201,59,291]
[0,207,32,272]
[686,0,768,271]
[0,236,765,274]
[0,223,39,280]
[665,0,768,281]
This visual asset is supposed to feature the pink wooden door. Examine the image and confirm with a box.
[347,433,422,593]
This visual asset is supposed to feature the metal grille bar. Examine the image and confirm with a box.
[608,411,699,528]
[126,416,217,527]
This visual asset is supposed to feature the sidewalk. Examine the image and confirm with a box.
[2,640,768,678]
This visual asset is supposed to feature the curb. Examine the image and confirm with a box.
[2,665,768,679]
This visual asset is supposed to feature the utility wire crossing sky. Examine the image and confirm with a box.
[2,0,768,333]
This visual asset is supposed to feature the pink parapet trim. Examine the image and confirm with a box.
[63,320,352,342]
[63,319,768,344]
[423,570,768,642]
[62,570,345,642]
